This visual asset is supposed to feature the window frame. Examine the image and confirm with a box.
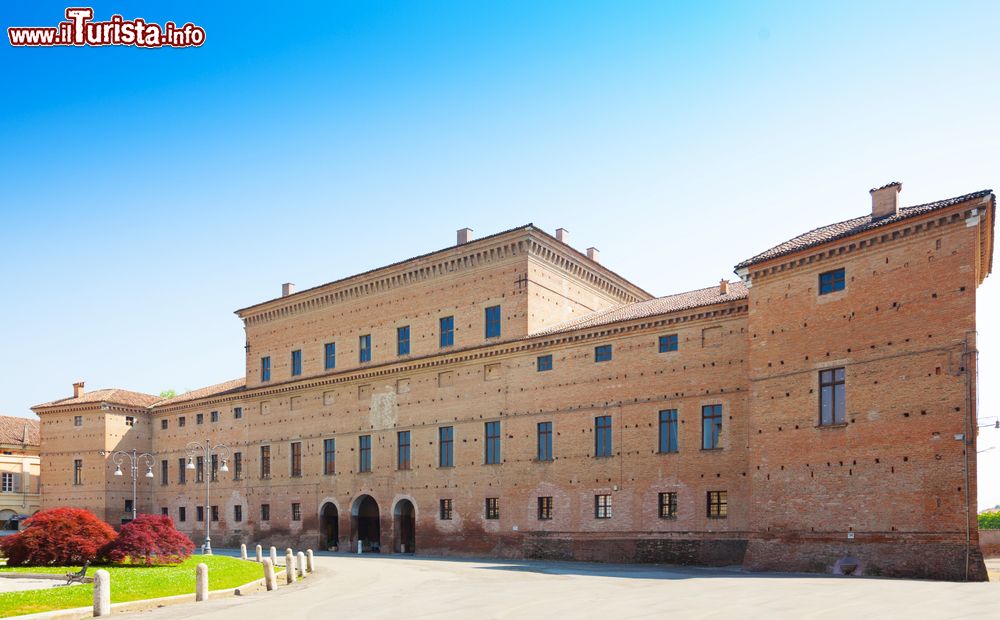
[485,497,500,520]
[658,334,679,352]
[659,492,678,519]
[537,354,553,372]
[324,342,336,370]
[595,494,612,519]
[397,431,411,470]
[397,325,410,356]
[439,498,453,520]
[484,421,501,464]
[658,409,679,454]
[359,334,372,363]
[537,496,553,520]
[819,367,847,426]
[323,438,336,475]
[290,442,302,477]
[359,435,372,473]
[537,421,553,462]
[701,404,723,450]
[439,426,454,468]
[485,305,502,339]
[819,268,846,295]
[595,415,613,458]
[261,356,271,382]
[707,490,728,518]
[439,316,455,348]
[594,345,612,362]
[260,445,271,479]
[291,349,302,376]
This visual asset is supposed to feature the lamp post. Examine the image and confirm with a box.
[185,439,230,555]
[104,449,155,522]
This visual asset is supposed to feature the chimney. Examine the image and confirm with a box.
[870,182,902,219]
[72,381,85,398]
[282,283,295,297]
[457,228,474,245]
[555,228,570,244]
[586,247,600,263]
[720,279,730,295]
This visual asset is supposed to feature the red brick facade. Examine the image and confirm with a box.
[34,187,996,580]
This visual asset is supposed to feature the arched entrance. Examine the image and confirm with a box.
[320,502,339,550]
[351,495,381,552]
[393,499,416,553]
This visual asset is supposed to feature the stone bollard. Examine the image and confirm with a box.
[240,543,248,560]
[93,569,111,617]
[263,558,276,591]
[270,546,277,567]
[306,549,314,573]
[256,544,263,562]
[357,540,362,554]
[297,552,306,578]
[196,563,209,602]
[285,550,296,584]
[285,547,293,558]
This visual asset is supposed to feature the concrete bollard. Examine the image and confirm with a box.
[357,540,362,554]
[297,552,306,578]
[285,547,293,558]
[306,549,314,573]
[285,550,295,584]
[263,558,276,591]
[240,543,248,560]
[196,563,209,601]
[270,546,277,567]
[256,544,263,562]
[93,569,111,617]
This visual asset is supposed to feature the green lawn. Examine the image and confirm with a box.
[0,555,262,617]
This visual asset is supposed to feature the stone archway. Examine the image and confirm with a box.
[320,502,339,551]
[393,499,416,553]
[351,495,381,553]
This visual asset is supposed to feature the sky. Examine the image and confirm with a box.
[2,1,999,505]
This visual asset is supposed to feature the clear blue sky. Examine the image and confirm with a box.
[2,1,999,505]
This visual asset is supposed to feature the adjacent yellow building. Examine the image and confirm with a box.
[0,415,40,533]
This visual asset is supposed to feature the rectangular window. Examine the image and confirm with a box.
[324,438,336,475]
[707,491,728,518]
[537,496,553,520]
[537,354,553,372]
[595,415,613,457]
[196,413,204,425]
[485,305,501,338]
[485,497,500,520]
[178,458,186,485]
[537,422,553,462]
[484,421,501,464]
[211,505,219,522]
[595,494,612,519]
[196,506,205,522]
[210,410,219,423]
[659,409,678,453]
[439,426,454,467]
[161,507,168,516]
[440,499,453,520]
[234,505,243,522]
[594,344,612,362]
[702,404,722,450]
[260,446,271,479]
[179,507,187,522]
[161,419,168,430]
[819,267,846,294]
[160,459,169,485]
[74,415,83,427]
[324,342,336,370]
[73,459,83,485]
[2,472,14,492]
[292,503,301,521]
[261,356,271,382]
[125,499,134,516]
[178,416,186,428]
[233,452,242,481]
[658,334,679,352]
[125,416,135,427]
[659,492,678,519]
[291,349,302,376]
[440,316,455,347]
[210,454,218,481]
[397,431,411,470]
[290,442,302,477]
[359,435,372,472]
[196,456,205,483]
[261,503,270,521]
[233,407,243,420]
[397,326,410,356]
[819,367,846,426]
[359,334,372,363]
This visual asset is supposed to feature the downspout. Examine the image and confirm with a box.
[962,332,977,581]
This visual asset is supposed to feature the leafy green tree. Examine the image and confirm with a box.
[158,389,176,399]
[978,511,1000,530]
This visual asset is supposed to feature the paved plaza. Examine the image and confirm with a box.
[119,553,1000,620]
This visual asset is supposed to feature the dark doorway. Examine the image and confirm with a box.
[321,502,339,550]
[394,499,416,553]
[352,495,381,552]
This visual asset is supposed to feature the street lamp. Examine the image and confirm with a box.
[103,449,155,522]
[185,439,230,555]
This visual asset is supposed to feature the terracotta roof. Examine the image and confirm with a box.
[534,282,749,336]
[33,388,161,411]
[152,378,246,407]
[734,190,993,270]
[0,415,39,446]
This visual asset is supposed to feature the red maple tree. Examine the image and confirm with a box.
[0,507,117,566]
[101,514,194,565]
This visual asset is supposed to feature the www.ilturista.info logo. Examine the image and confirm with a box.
[8,8,205,48]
